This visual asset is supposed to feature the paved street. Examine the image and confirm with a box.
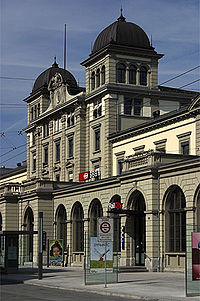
[1,283,138,301]
[1,267,200,301]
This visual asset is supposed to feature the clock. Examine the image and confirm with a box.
[56,91,61,103]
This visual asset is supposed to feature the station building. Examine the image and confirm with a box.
[0,12,199,272]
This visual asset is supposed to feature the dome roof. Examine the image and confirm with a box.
[92,11,151,54]
[32,58,78,94]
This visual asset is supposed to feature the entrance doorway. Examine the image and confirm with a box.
[23,207,34,263]
[126,190,146,266]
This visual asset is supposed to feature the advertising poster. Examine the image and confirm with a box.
[192,232,200,281]
[49,239,63,266]
[90,237,113,272]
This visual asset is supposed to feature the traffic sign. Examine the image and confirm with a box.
[98,217,113,242]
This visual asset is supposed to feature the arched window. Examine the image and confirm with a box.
[24,207,34,262]
[96,69,100,88]
[101,65,105,85]
[72,202,84,252]
[55,204,67,251]
[117,63,126,83]
[91,71,95,90]
[89,199,103,237]
[129,65,136,84]
[140,66,147,86]
[165,187,186,252]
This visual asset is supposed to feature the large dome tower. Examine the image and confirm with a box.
[81,10,163,93]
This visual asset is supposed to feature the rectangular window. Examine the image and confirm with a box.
[55,142,60,162]
[156,146,166,153]
[30,107,33,121]
[32,131,36,145]
[93,100,102,119]
[43,123,49,138]
[34,105,37,119]
[94,129,100,151]
[181,141,189,155]
[68,136,74,158]
[134,99,142,116]
[32,152,36,171]
[124,98,132,115]
[56,174,60,182]
[44,147,48,165]
[54,118,61,132]
[37,103,40,117]
[117,160,123,175]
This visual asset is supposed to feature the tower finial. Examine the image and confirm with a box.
[52,56,58,68]
[118,6,126,22]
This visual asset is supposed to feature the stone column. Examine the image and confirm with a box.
[104,97,118,178]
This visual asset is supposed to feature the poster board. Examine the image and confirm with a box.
[186,225,200,296]
[49,239,63,266]
[90,237,113,272]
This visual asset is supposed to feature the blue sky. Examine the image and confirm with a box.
[0,0,199,167]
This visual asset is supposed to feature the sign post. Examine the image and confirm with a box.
[98,217,113,288]
[38,212,43,280]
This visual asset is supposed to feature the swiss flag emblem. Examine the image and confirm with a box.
[79,171,90,181]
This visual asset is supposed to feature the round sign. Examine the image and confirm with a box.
[100,221,111,234]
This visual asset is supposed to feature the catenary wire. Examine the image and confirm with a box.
[179,79,200,89]
[0,150,27,164]
[0,144,27,158]
[159,66,200,85]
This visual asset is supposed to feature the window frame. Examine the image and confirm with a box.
[43,146,48,166]
[55,141,60,162]
[117,63,126,83]
[129,65,137,84]
[96,68,100,88]
[94,128,100,152]
[68,136,74,158]
[32,151,36,172]
[140,66,147,86]
[101,65,105,85]
[91,71,95,90]
[166,187,186,252]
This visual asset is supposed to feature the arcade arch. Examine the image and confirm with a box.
[126,190,146,266]
[55,204,67,251]
[164,185,186,253]
[71,202,84,252]
[23,206,34,262]
[88,198,103,237]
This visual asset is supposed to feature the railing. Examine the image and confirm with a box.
[0,183,22,196]
[124,150,157,171]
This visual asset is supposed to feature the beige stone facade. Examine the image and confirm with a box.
[0,13,199,272]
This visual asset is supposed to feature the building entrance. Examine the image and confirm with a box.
[127,190,146,266]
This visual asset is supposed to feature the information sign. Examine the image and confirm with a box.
[98,217,113,242]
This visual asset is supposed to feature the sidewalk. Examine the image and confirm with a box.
[1,267,200,301]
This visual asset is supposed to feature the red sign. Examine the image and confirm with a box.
[79,171,90,181]
[100,222,111,234]
[114,202,122,209]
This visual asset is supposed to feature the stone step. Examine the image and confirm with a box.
[119,266,148,273]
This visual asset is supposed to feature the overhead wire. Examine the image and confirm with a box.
[0,144,27,158]
[179,79,200,89]
[159,66,200,85]
[0,150,27,164]
[0,65,199,164]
